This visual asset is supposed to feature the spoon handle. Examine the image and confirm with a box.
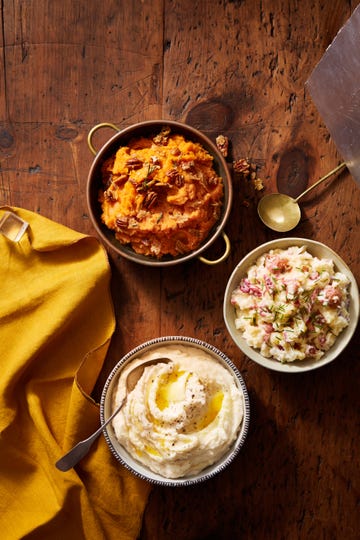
[294,162,346,203]
[55,398,126,472]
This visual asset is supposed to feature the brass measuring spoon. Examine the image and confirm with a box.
[55,357,171,471]
[257,162,346,232]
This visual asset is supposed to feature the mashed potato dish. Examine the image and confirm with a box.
[231,246,350,363]
[112,345,244,479]
[99,127,223,258]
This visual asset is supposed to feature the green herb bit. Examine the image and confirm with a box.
[302,289,315,303]
[146,163,157,178]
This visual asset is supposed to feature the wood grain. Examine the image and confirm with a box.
[1,1,360,539]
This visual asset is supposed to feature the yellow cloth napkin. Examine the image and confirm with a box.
[0,207,151,540]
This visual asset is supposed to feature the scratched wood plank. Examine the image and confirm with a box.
[0,0,163,230]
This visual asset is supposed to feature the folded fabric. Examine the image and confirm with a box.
[0,207,152,540]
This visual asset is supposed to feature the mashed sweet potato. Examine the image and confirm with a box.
[99,127,224,258]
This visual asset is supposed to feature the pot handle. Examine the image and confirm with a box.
[197,232,231,265]
[87,122,120,155]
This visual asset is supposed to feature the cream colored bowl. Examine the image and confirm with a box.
[224,238,359,373]
[100,336,250,486]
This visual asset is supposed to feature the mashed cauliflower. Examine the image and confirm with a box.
[231,246,350,363]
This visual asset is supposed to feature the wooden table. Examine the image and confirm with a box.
[1,1,359,538]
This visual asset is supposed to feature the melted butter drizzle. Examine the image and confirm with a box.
[154,367,224,433]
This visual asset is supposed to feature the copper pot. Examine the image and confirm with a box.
[86,120,233,267]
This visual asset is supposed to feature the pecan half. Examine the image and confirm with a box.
[126,157,143,170]
[112,173,129,186]
[116,216,129,229]
[154,181,170,190]
[216,134,229,157]
[166,168,184,187]
[142,191,158,209]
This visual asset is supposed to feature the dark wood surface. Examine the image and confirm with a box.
[1,1,360,539]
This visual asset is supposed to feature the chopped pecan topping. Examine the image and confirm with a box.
[181,160,195,171]
[198,174,209,191]
[216,134,229,157]
[154,181,170,190]
[175,240,187,254]
[142,191,158,209]
[136,210,147,221]
[126,157,143,170]
[153,126,171,145]
[207,175,218,186]
[166,168,185,187]
[112,173,129,186]
[104,190,115,202]
[198,173,219,191]
[116,216,129,228]
[150,155,162,167]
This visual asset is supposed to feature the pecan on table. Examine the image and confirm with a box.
[216,134,229,157]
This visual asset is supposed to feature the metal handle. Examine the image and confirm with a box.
[294,162,346,203]
[55,397,126,472]
[198,232,231,265]
[87,122,120,155]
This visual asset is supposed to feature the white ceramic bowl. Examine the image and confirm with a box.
[100,336,250,486]
[224,238,359,373]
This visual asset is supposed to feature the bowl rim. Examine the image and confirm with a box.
[223,237,360,373]
[100,335,250,487]
[86,119,233,267]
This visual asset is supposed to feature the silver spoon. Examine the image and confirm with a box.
[257,162,346,232]
[55,357,171,471]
